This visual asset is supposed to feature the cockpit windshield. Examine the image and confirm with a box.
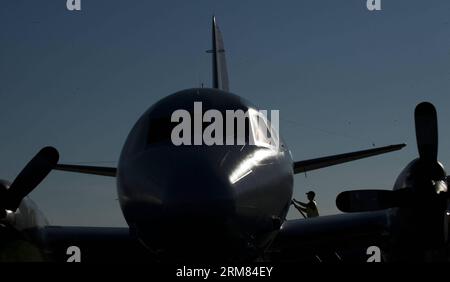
[146,108,278,148]
[147,117,175,144]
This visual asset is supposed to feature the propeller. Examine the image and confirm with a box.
[336,102,446,213]
[0,147,59,217]
[335,102,450,259]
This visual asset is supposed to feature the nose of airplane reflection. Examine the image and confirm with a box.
[128,146,237,219]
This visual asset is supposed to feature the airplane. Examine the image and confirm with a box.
[0,17,406,262]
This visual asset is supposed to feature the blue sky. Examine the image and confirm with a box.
[1,0,450,226]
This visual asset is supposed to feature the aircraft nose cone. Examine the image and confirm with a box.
[163,148,235,218]
[119,146,236,221]
[118,146,241,257]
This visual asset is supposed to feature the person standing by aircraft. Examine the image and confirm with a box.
[292,191,319,218]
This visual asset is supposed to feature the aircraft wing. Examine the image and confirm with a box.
[30,215,390,262]
[39,226,152,262]
[267,211,390,262]
[293,144,405,174]
[53,144,405,177]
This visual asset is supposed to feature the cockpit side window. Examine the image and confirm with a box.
[147,117,174,144]
[249,109,279,148]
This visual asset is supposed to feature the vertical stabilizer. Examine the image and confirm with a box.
[210,16,229,92]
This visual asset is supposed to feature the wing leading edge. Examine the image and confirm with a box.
[293,143,406,174]
[54,164,116,177]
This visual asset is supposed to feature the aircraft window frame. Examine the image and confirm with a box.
[248,109,280,149]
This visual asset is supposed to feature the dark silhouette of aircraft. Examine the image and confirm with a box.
[0,17,406,262]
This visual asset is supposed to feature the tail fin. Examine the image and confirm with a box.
[208,16,229,92]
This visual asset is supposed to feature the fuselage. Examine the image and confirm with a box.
[116,88,294,260]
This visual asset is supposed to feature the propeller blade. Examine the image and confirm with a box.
[415,102,438,163]
[5,147,59,211]
[336,189,412,213]
[0,182,8,218]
